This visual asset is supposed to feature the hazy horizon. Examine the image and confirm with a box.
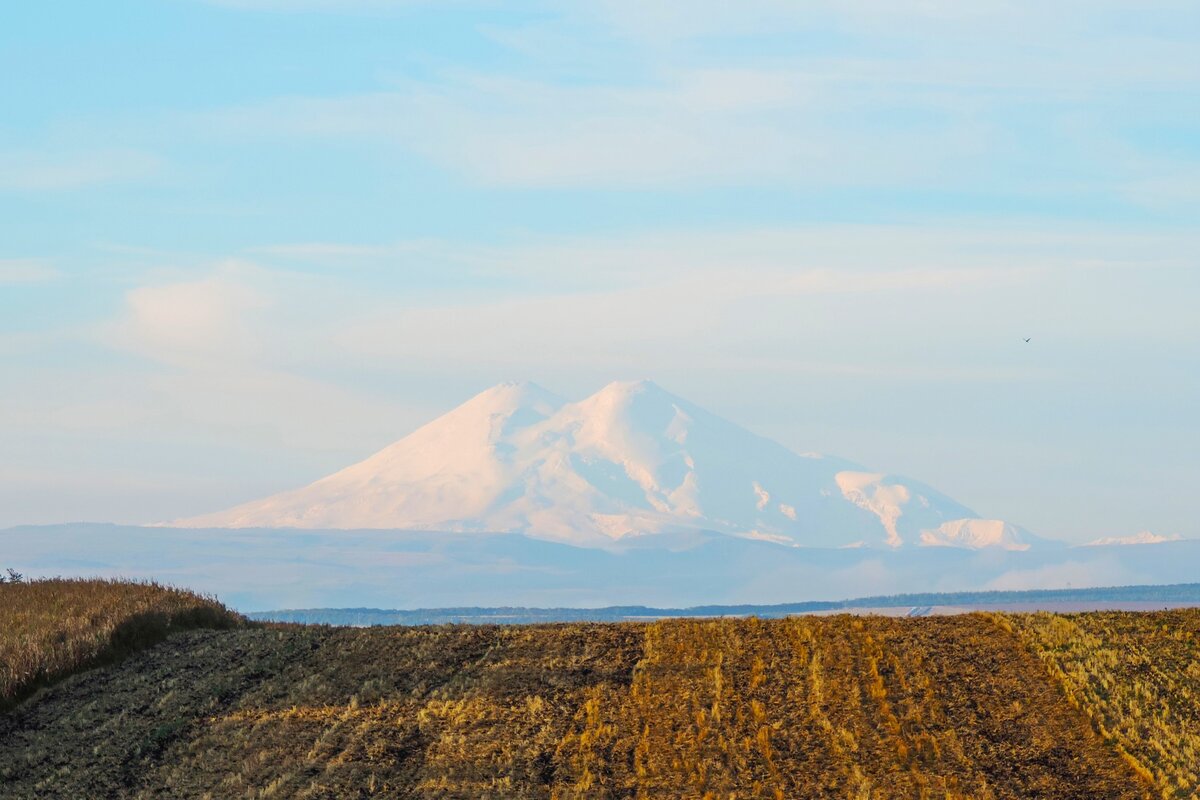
[3,2,1198,544]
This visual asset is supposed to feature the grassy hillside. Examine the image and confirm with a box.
[4,591,1180,799]
[0,577,242,710]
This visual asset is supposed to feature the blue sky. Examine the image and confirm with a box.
[2,0,1197,542]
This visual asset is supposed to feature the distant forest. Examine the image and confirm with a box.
[248,582,1200,626]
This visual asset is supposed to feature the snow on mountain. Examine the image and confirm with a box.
[1086,531,1183,546]
[919,519,1030,551]
[177,379,1038,550]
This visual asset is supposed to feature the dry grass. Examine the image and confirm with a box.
[0,577,241,709]
[1004,609,1200,799]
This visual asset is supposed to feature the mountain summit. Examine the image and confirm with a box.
[178,380,1034,550]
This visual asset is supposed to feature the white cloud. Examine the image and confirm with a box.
[108,261,273,368]
[19,260,429,462]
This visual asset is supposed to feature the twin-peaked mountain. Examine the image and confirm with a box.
[180,380,1036,550]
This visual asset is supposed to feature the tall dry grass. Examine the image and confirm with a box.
[0,576,241,709]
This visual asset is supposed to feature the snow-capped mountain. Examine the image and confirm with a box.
[1086,531,1183,546]
[178,380,1036,550]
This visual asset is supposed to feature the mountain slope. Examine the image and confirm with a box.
[178,380,1035,549]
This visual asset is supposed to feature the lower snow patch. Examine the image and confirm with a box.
[920,519,1030,551]
[835,472,910,548]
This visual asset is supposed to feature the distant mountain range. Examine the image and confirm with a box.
[248,582,1200,626]
[9,380,1189,610]
[4,524,1197,611]
[179,379,1037,550]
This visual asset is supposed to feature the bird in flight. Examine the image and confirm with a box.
[1023,337,1032,343]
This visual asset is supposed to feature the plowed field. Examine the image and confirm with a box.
[3,608,1172,799]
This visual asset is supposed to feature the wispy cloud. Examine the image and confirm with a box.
[199,70,985,188]
[248,242,400,260]
[185,0,1197,195]
[0,259,59,284]
[200,53,1195,194]
[249,225,1196,288]
[83,260,419,455]
[198,0,425,9]
[81,225,1200,395]
[95,227,1048,381]
[107,261,273,368]
[158,223,1185,397]
[0,149,162,191]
